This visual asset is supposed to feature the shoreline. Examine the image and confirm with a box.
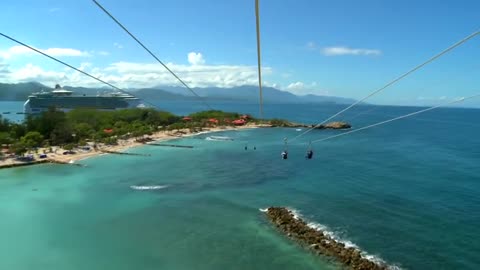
[0,124,265,170]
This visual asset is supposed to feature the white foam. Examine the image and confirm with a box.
[284,207,400,269]
[296,128,302,131]
[205,136,234,141]
[130,185,169,190]
[288,207,302,220]
[259,208,268,213]
[194,131,211,135]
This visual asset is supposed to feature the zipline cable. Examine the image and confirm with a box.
[92,0,214,111]
[310,94,478,144]
[290,29,480,143]
[255,0,264,119]
[0,32,159,109]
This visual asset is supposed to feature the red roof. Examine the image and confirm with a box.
[182,117,192,121]
[103,128,113,134]
[232,119,246,125]
[208,118,219,123]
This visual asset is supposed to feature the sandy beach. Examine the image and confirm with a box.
[0,123,267,169]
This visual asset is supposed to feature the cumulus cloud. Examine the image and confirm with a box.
[285,81,327,95]
[2,52,272,89]
[321,46,381,56]
[0,45,89,59]
[286,81,305,90]
[11,63,68,82]
[187,52,205,65]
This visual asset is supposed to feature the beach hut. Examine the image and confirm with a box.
[232,119,246,126]
[207,118,219,126]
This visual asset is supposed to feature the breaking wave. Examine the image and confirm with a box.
[130,185,169,190]
[261,207,402,270]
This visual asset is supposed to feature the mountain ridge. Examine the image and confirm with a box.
[0,82,358,104]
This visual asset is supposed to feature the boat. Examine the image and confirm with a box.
[24,84,146,115]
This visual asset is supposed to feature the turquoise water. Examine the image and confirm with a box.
[1,103,480,269]
[0,101,25,123]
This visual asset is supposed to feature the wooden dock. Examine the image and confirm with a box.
[146,143,194,149]
[100,150,151,156]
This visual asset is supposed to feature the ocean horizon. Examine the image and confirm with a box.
[0,101,479,269]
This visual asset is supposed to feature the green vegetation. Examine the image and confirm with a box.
[269,118,292,127]
[189,110,243,121]
[0,108,259,155]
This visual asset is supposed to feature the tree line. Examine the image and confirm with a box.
[0,108,253,155]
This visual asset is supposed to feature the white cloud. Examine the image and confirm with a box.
[0,45,89,59]
[2,52,273,89]
[11,63,68,82]
[113,42,124,49]
[285,81,328,95]
[286,81,305,90]
[187,52,205,65]
[321,46,381,56]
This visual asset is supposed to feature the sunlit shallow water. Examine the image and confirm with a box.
[1,103,479,269]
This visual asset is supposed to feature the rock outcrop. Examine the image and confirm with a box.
[319,121,351,129]
[269,120,351,129]
[265,207,388,270]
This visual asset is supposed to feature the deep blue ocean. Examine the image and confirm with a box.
[0,101,479,269]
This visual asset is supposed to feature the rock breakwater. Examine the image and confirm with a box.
[265,207,389,270]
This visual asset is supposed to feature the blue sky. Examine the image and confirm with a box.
[0,0,479,105]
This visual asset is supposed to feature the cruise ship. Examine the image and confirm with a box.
[24,84,145,114]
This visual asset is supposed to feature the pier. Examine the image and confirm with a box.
[100,150,151,156]
[48,160,86,167]
[146,143,194,149]
[0,159,85,170]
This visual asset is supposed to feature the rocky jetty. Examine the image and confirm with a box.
[269,120,351,129]
[320,121,351,129]
[265,207,388,270]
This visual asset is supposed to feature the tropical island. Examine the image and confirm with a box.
[0,107,350,169]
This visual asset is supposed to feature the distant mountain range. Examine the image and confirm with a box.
[0,82,358,104]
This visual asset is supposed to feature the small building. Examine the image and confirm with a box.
[232,119,246,126]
